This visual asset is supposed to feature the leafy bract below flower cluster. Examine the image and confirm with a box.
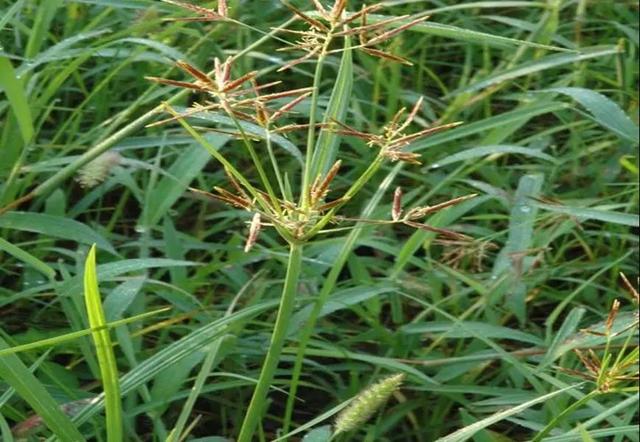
[148,0,473,251]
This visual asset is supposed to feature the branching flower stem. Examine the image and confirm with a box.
[223,110,282,214]
[302,154,385,240]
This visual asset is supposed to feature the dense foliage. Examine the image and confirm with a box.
[0,1,638,441]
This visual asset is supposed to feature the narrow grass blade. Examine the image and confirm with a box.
[533,202,639,227]
[273,401,352,441]
[449,46,619,97]
[0,308,168,357]
[430,144,559,168]
[0,212,115,253]
[70,300,280,425]
[0,237,55,280]
[369,15,572,52]
[143,138,227,226]
[0,57,34,144]
[491,173,544,323]
[83,245,122,442]
[311,36,353,177]
[0,338,85,441]
[538,307,585,370]
[435,384,581,442]
[541,87,639,143]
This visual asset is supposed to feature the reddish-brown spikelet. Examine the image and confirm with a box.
[244,213,262,252]
[606,299,621,333]
[364,15,429,46]
[161,0,224,21]
[311,160,342,204]
[392,187,403,221]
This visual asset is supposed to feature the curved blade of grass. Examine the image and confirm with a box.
[143,137,228,226]
[0,56,33,144]
[491,173,544,323]
[0,237,55,280]
[409,101,568,152]
[67,299,279,426]
[366,14,572,52]
[181,111,303,164]
[0,337,85,441]
[274,401,352,442]
[83,245,122,442]
[533,202,640,227]
[435,384,581,442]
[430,144,558,168]
[540,87,639,143]
[311,35,353,177]
[0,212,115,253]
[448,46,619,97]
[0,308,169,357]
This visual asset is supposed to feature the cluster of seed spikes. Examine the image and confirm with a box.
[331,97,462,164]
[150,0,470,252]
[561,273,639,393]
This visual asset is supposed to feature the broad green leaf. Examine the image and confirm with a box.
[288,285,394,334]
[435,384,580,442]
[0,212,114,253]
[83,245,122,442]
[409,101,568,152]
[0,337,85,441]
[542,87,639,143]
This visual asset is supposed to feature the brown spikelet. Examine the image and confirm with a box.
[244,213,262,252]
[392,187,403,221]
[161,0,224,21]
[337,4,382,27]
[620,272,639,303]
[403,220,471,240]
[311,160,342,204]
[282,1,329,31]
[218,0,228,16]
[176,60,215,86]
[360,47,412,65]
[606,299,621,333]
[407,194,478,219]
[364,15,429,46]
[271,91,312,121]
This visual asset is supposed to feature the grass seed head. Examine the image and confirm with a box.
[335,373,405,434]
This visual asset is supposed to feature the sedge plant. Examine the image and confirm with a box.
[145,1,472,440]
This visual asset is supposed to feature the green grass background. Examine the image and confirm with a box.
[0,0,638,441]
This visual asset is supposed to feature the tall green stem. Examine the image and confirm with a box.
[281,164,402,436]
[237,242,304,442]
